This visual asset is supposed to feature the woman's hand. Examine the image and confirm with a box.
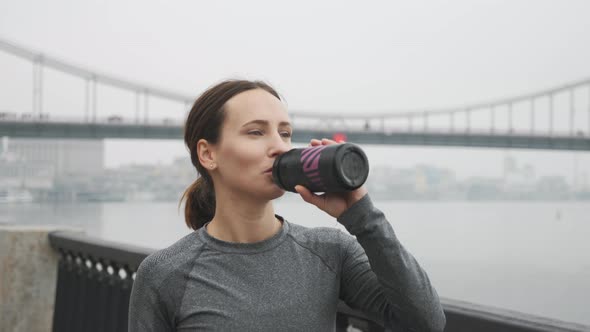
[295,138,369,219]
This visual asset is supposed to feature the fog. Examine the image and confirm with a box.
[1,0,590,182]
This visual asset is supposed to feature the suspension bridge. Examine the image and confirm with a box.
[1,38,589,151]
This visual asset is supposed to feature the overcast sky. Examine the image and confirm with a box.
[1,0,590,184]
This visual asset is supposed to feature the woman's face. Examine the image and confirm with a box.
[209,88,293,200]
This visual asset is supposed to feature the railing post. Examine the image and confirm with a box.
[118,266,134,332]
[465,109,471,134]
[549,93,554,136]
[63,252,77,331]
[92,75,98,123]
[95,260,109,332]
[508,103,513,134]
[83,257,100,332]
[105,263,122,332]
[569,88,575,136]
[135,91,141,124]
[144,90,149,124]
[69,255,85,331]
[490,105,495,134]
[32,58,37,114]
[40,56,44,115]
[82,257,93,331]
[32,55,44,116]
[85,79,90,123]
[530,98,535,135]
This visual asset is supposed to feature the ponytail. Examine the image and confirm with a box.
[180,175,216,230]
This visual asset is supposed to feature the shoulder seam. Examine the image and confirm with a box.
[174,244,205,324]
[286,233,338,275]
[151,242,206,328]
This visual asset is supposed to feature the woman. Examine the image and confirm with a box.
[128,80,446,331]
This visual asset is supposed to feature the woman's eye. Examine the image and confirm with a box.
[248,130,263,136]
[280,131,292,138]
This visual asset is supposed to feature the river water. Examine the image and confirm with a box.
[1,198,589,326]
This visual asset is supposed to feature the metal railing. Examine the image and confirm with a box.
[48,231,590,332]
[49,231,147,332]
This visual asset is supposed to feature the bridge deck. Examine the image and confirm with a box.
[1,121,589,151]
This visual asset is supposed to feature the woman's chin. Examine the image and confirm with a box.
[268,187,286,200]
[263,186,285,201]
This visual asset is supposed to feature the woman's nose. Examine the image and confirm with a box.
[268,134,291,157]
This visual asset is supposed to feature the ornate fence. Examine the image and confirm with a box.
[48,231,590,332]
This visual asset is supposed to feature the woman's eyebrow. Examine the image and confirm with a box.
[241,120,292,128]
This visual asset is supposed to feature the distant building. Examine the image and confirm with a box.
[0,158,53,189]
[502,155,536,194]
[535,176,570,199]
[0,138,104,189]
[6,138,104,175]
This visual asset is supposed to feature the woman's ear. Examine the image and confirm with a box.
[197,139,216,170]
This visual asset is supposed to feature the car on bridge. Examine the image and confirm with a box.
[107,115,123,124]
[0,112,17,121]
[16,113,50,121]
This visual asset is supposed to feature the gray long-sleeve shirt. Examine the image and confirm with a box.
[128,195,446,331]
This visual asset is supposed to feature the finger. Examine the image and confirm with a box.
[321,138,339,145]
[295,185,313,202]
[295,185,325,207]
[309,139,322,146]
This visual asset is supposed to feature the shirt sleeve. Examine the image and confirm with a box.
[337,194,446,332]
[128,255,174,332]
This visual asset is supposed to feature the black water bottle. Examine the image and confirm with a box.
[272,143,369,193]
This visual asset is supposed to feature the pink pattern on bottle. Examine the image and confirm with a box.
[300,146,327,190]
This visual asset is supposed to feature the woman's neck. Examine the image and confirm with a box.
[206,190,282,244]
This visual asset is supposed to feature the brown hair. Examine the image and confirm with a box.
[180,79,282,230]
